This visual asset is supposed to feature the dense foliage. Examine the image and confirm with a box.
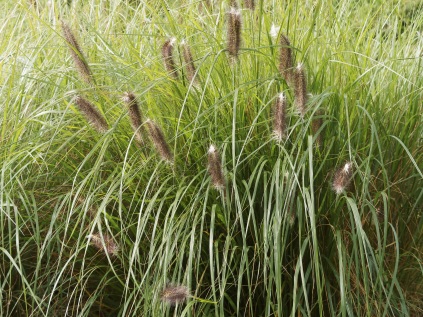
[0,0,422,316]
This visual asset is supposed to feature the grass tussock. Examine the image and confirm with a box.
[0,1,422,316]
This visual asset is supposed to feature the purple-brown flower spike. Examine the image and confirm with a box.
[87,233,119,256]
[145,119,173,163]
[208,145,225,190]
[332,161,353,194]
[74,96,108,133]
[61,21,93,85]
[181,40,199,86]
[162,38,178,79]
[160,285,190,306]
[279,33,294,86]
[272,93,287,141]
[244,0,255,10]
[227,7,242,62]
[123,92,144,145]
[294,63,307,117]
[312,108,323,147]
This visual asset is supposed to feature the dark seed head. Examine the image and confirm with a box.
[279,33,294,86]
[74,96,108,133]
[160,285,190,306]
[272,93,287,141]
[161,38,178,79]
[332,161,353,194]
[61,21,93,84]
[227,8,242,62]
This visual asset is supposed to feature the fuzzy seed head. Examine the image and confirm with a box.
[181,41,199,86]
[74,96,108,133]
[244,0,255,10]
[160,285,190,306]
[123,92,144,145]
[332,161,353,194]
[272,93,287,141]
[279,33,294,86]
[88,233,119,256]
[294,63,307,117]
[207,144,225,190]
[61,21,93,84]
[227,8,242,61]
[162,38,178,79]
[230,0,239,9]
[311,108,324,147]
[146,119,173,163]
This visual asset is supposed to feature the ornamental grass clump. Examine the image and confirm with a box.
[61,21,93,85]
[161,38,178,79]
[227,7,242,62]
[207,144,225,190]
[160,285,190,306]
[145,119,173,163]
[294,63,308,117]
[181,40,199,86]
[87,233,119,256]
[279,33,294,86]
[272,93,287,141]
[74,96,108,133]
[122,92,144,145]
[332,161,354,194]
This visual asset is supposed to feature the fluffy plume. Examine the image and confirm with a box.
[146,119,173,162]
[244,0,255,10]
[87,233,119,256]
[160,285,190,306]
[74,96,108,133]
[123,92,144,145]
[294,63,307,117]
[270,24,280,39]
[61,21,93,84]
[332,161,353,194]
[279,33,294,86]
[272,93,287,141]
[207,145,225,190]
[227,7,242,61]
[161,38,178,79]
[181,41,199,86]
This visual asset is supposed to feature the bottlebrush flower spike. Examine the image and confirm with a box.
[207,144,225,190]
[123,92,144,145]
[227,7,242,62]
[87,233,119,256]
[244,0,255,10]
[294,63,308,117]
[160,284,190,306]
[272,93,287,141]
[181,40,199,86]
[332,161,353,194]
[311,108,323,147]
[162,38,178,79]
[61,21,93,84]
[74,96,108,133]
[279,33,294,86]
[146,119,173,163]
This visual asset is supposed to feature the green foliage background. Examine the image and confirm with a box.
[0,0,422,316]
